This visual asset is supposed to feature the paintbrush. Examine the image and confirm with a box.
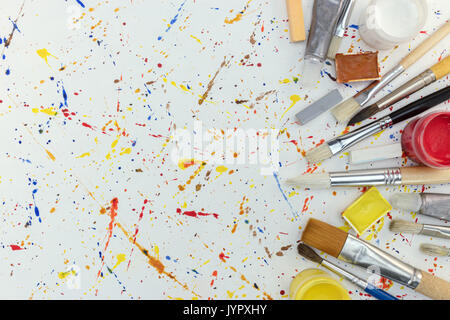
[420,243,450,257]
[331,20,450,124]
[390,219,450,239]
[348,55,450,125]
[297,243,398,300]
[390,193,450,222]
[286,166,450,189]
[305,85,450,163]
[327,0,356,60]
[301,218,450,300]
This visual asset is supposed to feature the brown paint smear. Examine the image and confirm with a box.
[198,57,229,105]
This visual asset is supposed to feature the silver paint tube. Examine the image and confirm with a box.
[304,0,344,69]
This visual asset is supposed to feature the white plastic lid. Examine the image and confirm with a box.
[359,0,428,50]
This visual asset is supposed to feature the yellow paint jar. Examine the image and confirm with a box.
[289,269,351,300]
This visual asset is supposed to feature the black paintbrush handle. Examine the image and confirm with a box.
[390,85,450,124]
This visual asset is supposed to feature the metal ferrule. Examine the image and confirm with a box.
[420,193,450,221]
[339,234,422,289]
[377,69,436,110]
[329,167,402,186]
[421,224,450,239]
[328,116,393,156]
[355,65,406,107]
[334,0,356,37]
[321,260,368,289]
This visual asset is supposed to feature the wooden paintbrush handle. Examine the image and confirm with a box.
[400,167,450,185]
[430,55,450,80]
[400,21,450,69]
[416,271,450,300]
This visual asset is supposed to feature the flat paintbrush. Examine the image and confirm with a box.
[331,20,450,124]
[305,85,450,163]
[327,0,356,60]
[390,219,450,239]
[297,243,398,300]
[301,218,450,300]
[286,166,450,189]
[348,55,450,125]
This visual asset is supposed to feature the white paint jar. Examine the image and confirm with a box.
[359,0,428,50]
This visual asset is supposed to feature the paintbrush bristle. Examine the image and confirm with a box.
[331,97,360,124]
[327,36,342,60]
[297,243,324,264]
[285,172,331,189]
[301,218,348,258]
[347,103,380,126]
[420,243,450,257]
[389,219,424,234]
[305,143,332,163]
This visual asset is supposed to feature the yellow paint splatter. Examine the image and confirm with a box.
[190,35,202,44]
[32,107,57,116]
[112,253,126,270]
[58,269,76,279]
[280,94,301,120]
[36,48,58,66]
[76,152,91,158]
[120,147,132,155]
[215,165,228,173]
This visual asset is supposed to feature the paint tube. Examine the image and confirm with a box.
[303,0,345,86]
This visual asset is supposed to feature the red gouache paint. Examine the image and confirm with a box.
[402,112,450,168]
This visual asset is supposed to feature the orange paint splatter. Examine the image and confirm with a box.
[46,149,56,161]
[116,221,200,297]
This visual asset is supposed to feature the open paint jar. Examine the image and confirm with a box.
[359,0,427,50]
[289,269,350,300]
[401,112,450,169]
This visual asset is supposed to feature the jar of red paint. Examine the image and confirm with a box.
[401,111,450,168]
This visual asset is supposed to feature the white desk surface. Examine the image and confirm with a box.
[0,0,448,299]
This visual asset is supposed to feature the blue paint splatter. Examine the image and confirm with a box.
[273,172,298,218]
[158,0,187,40]
[29,179,42,223]
[76,0,85,8]
[5,68,10,75]
[8,17,21,33]
[348,24,359,30]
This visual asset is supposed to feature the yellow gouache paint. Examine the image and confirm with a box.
[342,187,392,235]
[289,269,350,300]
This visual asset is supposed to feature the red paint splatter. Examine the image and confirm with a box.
[219,252,229,262]
[82,122,94,130]
[98,198,119,278]
[377,277,393,290]
[177,208,219,219]
[10,245,23,251]
[127,199,149,270]
[157,63,162,68]
[210,270,218,286]
[301,196,313,213]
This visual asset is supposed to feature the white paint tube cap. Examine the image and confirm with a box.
[349,143,403,164]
